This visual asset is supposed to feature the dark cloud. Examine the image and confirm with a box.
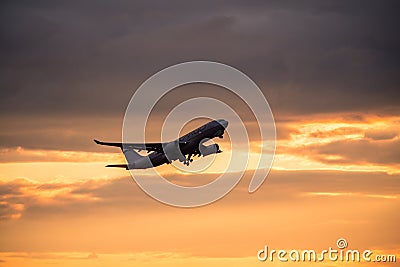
[0,84,260,151]
[1,0,399,117]
[365,129,398,141]
[0,202,20,220]
[1,0,399,152]
[0,115,122,151]
[300,138,400,165]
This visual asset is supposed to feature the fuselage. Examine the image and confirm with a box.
[147,119,228,167]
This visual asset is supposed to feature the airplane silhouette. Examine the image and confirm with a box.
[94,119,228,169]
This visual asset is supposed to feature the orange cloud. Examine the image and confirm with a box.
[0,170,399,257]
[274,114,400,173]
[0,147,124,163]
[0,113,399,267]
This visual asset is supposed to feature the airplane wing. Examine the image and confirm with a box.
[94,139,184,153]
[93,139,191,153]
[122,142,164,152]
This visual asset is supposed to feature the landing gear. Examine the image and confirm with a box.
[184,159,193,166]
[183,154,194,166]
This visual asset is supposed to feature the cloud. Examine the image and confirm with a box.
[0,115,123,151]
[0,0,399,118]
[275,115,400,172]
[1,2,399,265]
[0,170,399,256]
[306,139,400,165]
[1,1,400,154]
[0,147,123,163]
[307,127,362,139]
[364,129,398,141]
[0,201,24,220]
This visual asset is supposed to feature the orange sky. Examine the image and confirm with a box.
[1,1,400,266]
[1,113,399,267]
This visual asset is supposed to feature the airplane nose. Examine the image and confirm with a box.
[217,119,228,129]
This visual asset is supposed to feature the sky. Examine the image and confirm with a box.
[1,1,399,266]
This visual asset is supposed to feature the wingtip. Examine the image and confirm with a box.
[94,139,101,144]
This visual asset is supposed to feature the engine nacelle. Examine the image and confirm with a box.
[199,143,221,157]
[163,141,186,162]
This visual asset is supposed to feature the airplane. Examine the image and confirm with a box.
[94,119,228,170]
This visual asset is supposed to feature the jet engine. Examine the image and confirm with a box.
[199,143,221,157]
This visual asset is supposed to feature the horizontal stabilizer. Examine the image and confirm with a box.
[106,164,128,169]
[94,139,123,148]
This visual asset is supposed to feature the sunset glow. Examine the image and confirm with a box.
[1,1,399,266]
